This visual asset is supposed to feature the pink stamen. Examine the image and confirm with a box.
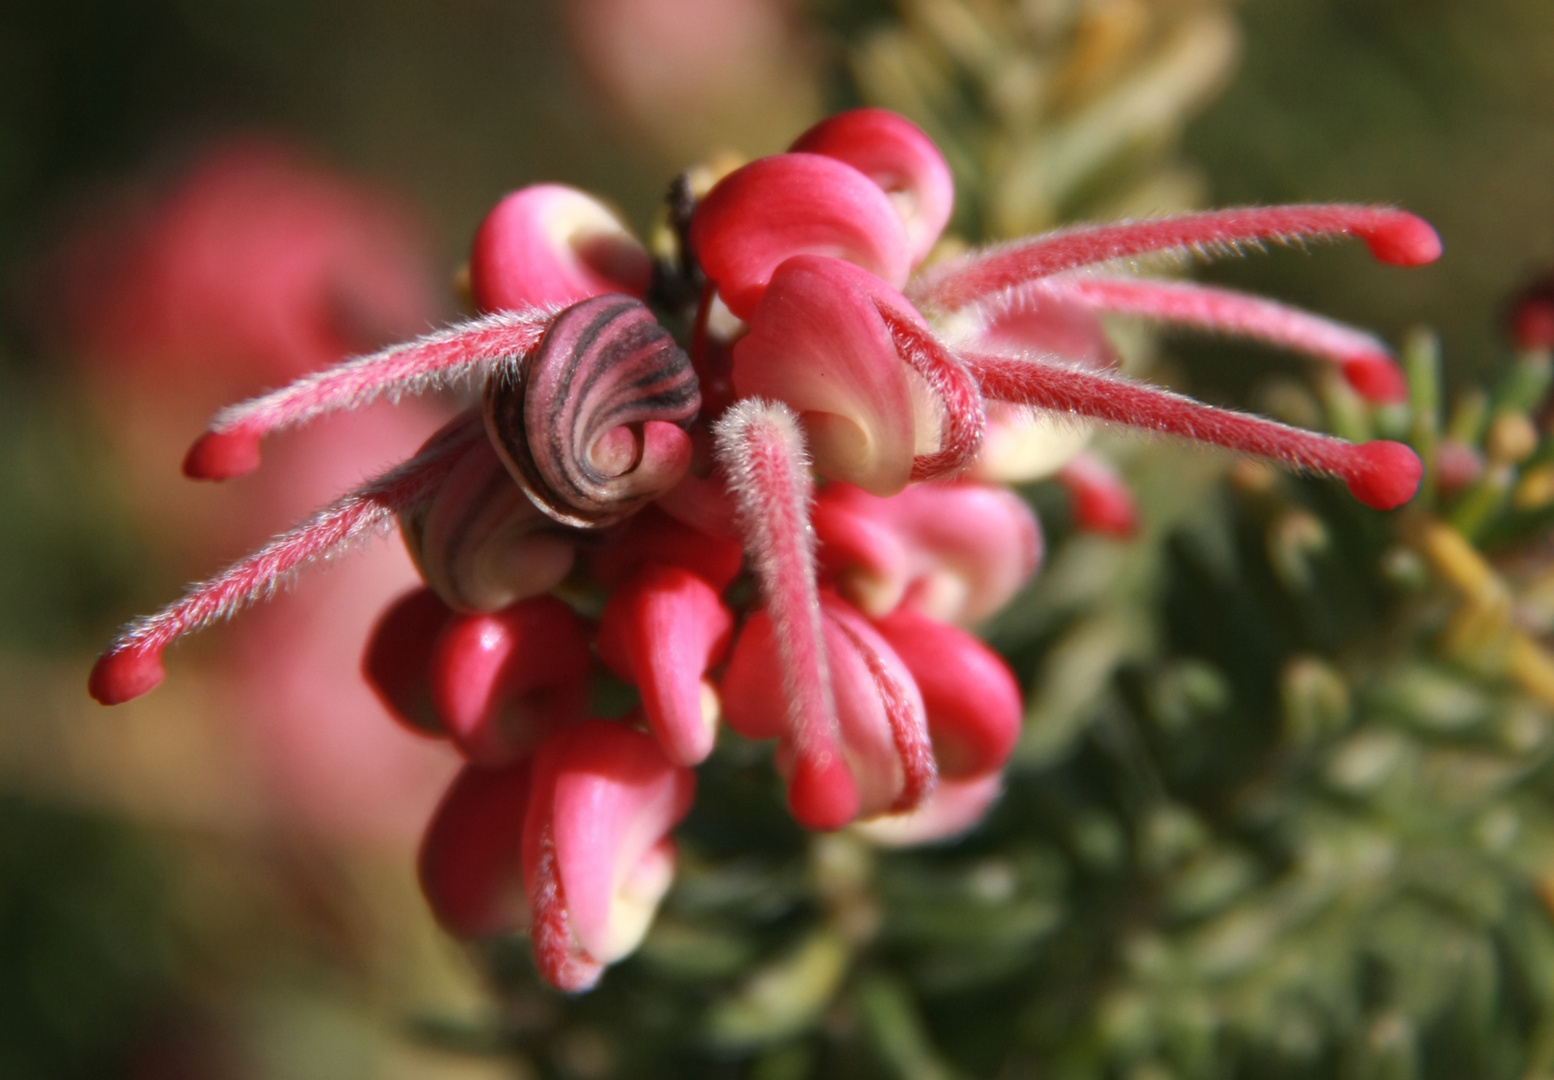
[712,400,858,830]
[874,303,987,479]
[1035,276,1408,403]
[914,205,1442,313]
[89,434,466,705]
[183,307,557,479]
[964,351,1422,510]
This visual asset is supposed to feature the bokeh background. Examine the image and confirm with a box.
[1,0,1553,1076]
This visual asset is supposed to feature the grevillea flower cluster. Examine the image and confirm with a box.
[89,109,1439,992]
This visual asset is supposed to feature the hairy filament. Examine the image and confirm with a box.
[1033,276,1405,402]
[914,205,1442,313]
[964,351,1422,510]
[874,303,987,480]
[89,432,469,704]
[184,306,558,479]
[712,399,858,829]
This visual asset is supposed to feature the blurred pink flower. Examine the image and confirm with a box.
[562,0,822,160]
[47,139,458,844]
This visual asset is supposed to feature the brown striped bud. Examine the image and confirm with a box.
[485,294,700,528]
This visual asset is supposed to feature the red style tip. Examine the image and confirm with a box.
[1345,440,1423,510]
[1342,354,1409,404]
[182,429,261,480]
[788,753,861,831]
[1360,212,1442,267]
[88,644,165,704]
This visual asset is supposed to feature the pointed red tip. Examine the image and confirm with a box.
[788,753,860,831]
[1345,440,1423,510]
[1342,354,1409,404]
[1360,213,1442,267]
[88,644,165,704]
[182,430,261,480]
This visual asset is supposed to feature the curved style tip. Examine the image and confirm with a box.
[88,644,165,704]
[1342,354,1410,404]
[1345,440,1424,510]
[1361,212,1442,268]
[182,429,261,480]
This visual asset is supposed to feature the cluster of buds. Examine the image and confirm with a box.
[89,109,1439,991]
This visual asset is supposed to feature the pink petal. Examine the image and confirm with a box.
[812,480,1043,625]
[418,761,533,938]
[361,586,457,735]
[969,283,1118,370]
[689,153,912,320]
[872,607,1022,778]
[789,108,955,266]
[597,566,735,766]
[1055,451,1139,537]
[429,597,592,766]
[823,595,935,816]
[723,596,935,823]
[733,255,920,495]
[588,504,745,591]
[853,773,1004,847]
[524,721,695,987]
[470,184,652,313]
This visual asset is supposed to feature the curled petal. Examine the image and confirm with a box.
[486,295,699,528]
[789,108,954,266]
[588,505,745,592]
[419,761,533,938]
[853,773,1004,847]
[812,481,1043,626]
[399,412,577,612]
[916,205,1443,313]
[597,567,735,766]
[724,592,934,822]
[471,184,652,313]
[523,722,696,991]
[362,586,457,735]
[430,597,592,766]
[872,607,1021,778]
[733,255,921,495]
[1055,451,1139,537]
[689,153,912,320]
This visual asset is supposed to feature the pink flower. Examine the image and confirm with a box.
[89,110,1438,989]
